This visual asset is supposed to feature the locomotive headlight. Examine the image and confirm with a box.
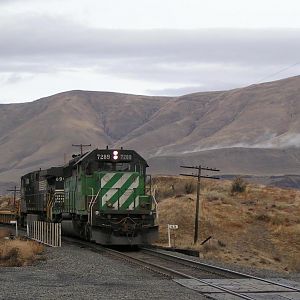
[113,150,118,160]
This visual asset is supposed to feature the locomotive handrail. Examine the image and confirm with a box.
[88,187,101,225]
[46,192,55,221]
[152,188,159,221]
[145,174,152,195]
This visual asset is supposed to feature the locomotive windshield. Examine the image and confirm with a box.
[86,161,143,174]
[100,162,132,171]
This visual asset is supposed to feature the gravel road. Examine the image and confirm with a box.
[0,243,204,300]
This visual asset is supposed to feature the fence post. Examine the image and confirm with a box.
[27,220,61,247]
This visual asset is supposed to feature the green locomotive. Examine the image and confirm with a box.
[19,148,158,245]
[61,148,158,245]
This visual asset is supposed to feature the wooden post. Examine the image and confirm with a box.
[194,166,201,244]
[180,165,220,245]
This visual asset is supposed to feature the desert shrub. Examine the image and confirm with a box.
[206,190,227,201]
[259,258,269,265]
[273,256,281,262]
[230,176,247,194]
[0,239,44,267]
[270,215,289,226]
[255,213,271,222]
[153,177,198,199]
[184,181,195,194]
[218,240,226,247]
[201,240,219,253]
[155,186,175,200]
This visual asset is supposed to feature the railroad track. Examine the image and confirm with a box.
[1,225,300,299]
[62,237,300,299]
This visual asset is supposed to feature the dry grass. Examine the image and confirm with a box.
[155,176,300,273]
[0,195,18,211]
[0,196,12,209]
[0,229,44,267]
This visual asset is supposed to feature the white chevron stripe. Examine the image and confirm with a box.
[102,188,118,206]
[100,173,115,187]
[128,196,139,210]
[118,176,139,208]
[118,190,134,208]
[101,173,138,208]
[112,173,132,188]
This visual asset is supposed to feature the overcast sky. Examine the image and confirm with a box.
[0,0,300,103]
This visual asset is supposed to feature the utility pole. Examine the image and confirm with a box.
[7,186,20,207]
[72,144,91,155]
[180,165,220,244]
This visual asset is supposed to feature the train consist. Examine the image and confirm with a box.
[14,148,158,245]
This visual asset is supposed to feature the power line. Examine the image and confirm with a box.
[255,61,300,84]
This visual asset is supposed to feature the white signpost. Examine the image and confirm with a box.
[10,220,18,237]
[167,224,178,247]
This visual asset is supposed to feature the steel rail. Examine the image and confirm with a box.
[103,247,255,300]
[141,248,246,278]
[61,237,255,299]
[142,248,300,293]
[61,237,300,299]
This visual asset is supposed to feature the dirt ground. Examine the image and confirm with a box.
[154,176,300,273]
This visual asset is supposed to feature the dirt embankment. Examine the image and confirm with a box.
[154,176,300,273]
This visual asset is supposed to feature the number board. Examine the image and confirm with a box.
[97,153,111,160]
[96,153,133,161]
[119,154,132,161]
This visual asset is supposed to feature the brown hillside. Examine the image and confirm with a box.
[0,76,300,183]
[154,176,300,273]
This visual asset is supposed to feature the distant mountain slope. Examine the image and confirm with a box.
[148,147,300,175]
[0,76,300,184]
[119,76,300,155]
[0,91,169,180]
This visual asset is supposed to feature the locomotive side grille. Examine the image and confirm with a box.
[38,180,47,191]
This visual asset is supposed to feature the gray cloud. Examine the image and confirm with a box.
[0,15,300,97]
[0,15,299,63]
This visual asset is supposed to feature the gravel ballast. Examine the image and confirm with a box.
[0,243,204,300]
